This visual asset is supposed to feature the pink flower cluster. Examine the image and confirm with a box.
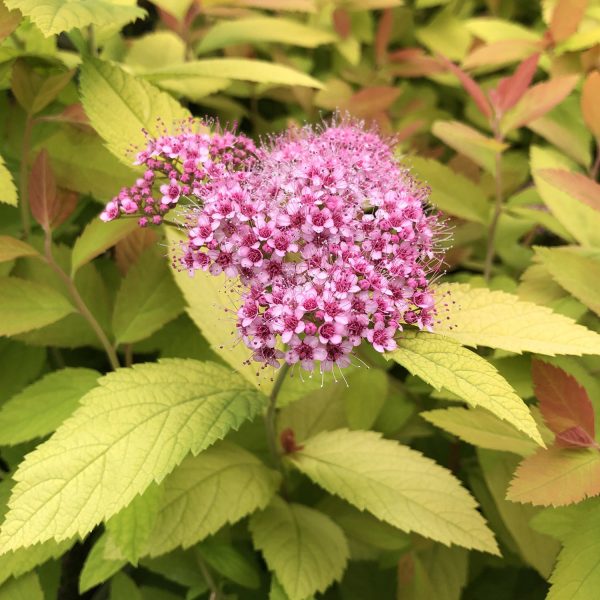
[101,118,445,374]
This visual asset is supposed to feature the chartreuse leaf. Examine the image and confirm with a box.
[547,508,600,599]
[80,534,126,594]
[0,368,99,445]
[389,332,542,444]
[407,156,489,224]
[250,497,349,600]
[3,0,146,36]
[433,282,600,355]
[478,450,560,577]
[289,429,499,554]
[0,277,75,336]
[422,407,538,456]
[0,571,43,600]
[343,369,388,430]
[141,441,280,557]
[112,247,184,345]
[197,539,261,589]
[534,246,600,317]
[79,57,190,165]
[166,228,272,390]
[110,573,142,600]
[0,360,266,552]
[198,17,336,52]
[530,499,600,542]
[0,155,17,206]
[0,236,38,262]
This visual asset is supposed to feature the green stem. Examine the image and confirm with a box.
[483,126,504,283]
[43,232,120,370]
[19,115,34,239]
[265,362,290,473]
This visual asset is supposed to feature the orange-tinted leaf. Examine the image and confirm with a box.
[375,8,393,65]
[52,188,78,229]
[500,75,578,133]
[388,48,444,78]
[532,360,595,439]
[537,169,600,212]
[549,0,588,44]
[582,71,600,140]
[29,149,57,232]
[439,55,492,119]
[462,39,540,70]
[492,53,540,114]
[556,426,599,449]
[0,2,21,42]
[115,227,159,275]
[38,103,94,133]
[507,444,600,506]
[344,86,401,118]
[332,8,351,39]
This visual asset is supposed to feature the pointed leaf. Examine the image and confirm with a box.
[0,359,266,552]
[536,169,600,212]
[582,71,600,140]
[289,429,499,554]
[493,53,539,113]
[556,426,598,449]
[0,237,39,263]
[79,534,126,594]
[549,0,588,44]
[433,282,600,355]
[0,154,17,206]
[0,571,42,600]
[250,497,349,600]
[29,149,57,232]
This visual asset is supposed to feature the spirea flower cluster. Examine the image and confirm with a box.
[101,118,445,375]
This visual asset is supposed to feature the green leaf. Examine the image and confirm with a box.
[0,571,43,600]
[250,497,349,600]
[422,407,539,456]
[112,247,184,345]
[0,154,17,206]
[478,450,560,577]
[0,367,99,445]
[530,498,600,542]
[547,509,600,600]
[416,10,472,60]
[143,58,323,89]
[71,218,138,276]
[407,156,489,224]
[79,57,190,164]
[343,369,388,430]
[198,17,336,53]
[105,483,163,565]
[4,0,146,36]
[0,236,38,263]
[389,332,542,444]
[110,573,142,600]
[433,282,600,355]
[0,359,266,552]
[197,540,260,589]
[0,276,75,336]
[79,534,126,594]
[289,429,499,554]
[142,441,279,557]
[534,246,600,317]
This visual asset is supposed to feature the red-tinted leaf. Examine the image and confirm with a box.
[556,426,599,449]
[500,75,578,133]
[582,71,600,140]
[537,169,600,212]
[52,188,79,229]
[344,86,401,118]
[29,149,57,232]
[375,8,393,65]
[387,48,444,77]
[549,0,588,44]
[438,55,492,120]
[492,53,540,114]
[532,360,595,439]
[332,8,351,39]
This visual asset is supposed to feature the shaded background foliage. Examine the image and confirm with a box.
[0,0,600,599]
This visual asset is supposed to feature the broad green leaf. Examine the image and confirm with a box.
[534,246,600,317]
[0,276,75,336]
[531,146,600,247]
[416,10,471,60]
[198,17,336,52]
[0,360,266,552]
[407,156,489,224]
[0,367,99,445]
[389,332,542,444]
[112,247,184,345]
[0,236,38,263]
[142,58,323,89]
[530,498,600,542]
[125,31,186,70]
[478,450,560,577]
[4,0,146,36]
[250,497,349,600]
[166,228,272,390]
[71,218,138,276]
[0,340,45,404]
[105,483,163,565]
[422,407,538,456]
[507,445,600,507]
[0,571,43,600]
[464,17,540,42]
[343,369,388,430]
[198,540,260,589]
[139,549,207,592]
[142,441,280,557]
[433,282,600,355]
[289,429,499,554]
[547,510,600,600]
[0,154,17,206]
[80,57,190,164]
[432,121,506,174]
[110,573,142,600]
[79,534,126,594]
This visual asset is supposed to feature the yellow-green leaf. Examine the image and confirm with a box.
[0,236,38,263]
[0,154,17,206]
